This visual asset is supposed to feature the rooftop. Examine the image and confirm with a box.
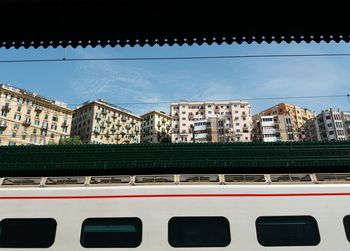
[0,84,70,109]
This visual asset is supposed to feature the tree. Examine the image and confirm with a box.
[58,136,83,145]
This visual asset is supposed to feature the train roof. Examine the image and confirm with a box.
[1,1,349,48]
[0,141,349,177]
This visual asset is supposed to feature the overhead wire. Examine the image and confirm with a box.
[0,94,349,107]
[3,52,350,63]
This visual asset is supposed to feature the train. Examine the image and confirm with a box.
[0,173,349,250]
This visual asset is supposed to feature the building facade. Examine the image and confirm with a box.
[71,99,141,144]
[140,111,171,143]
[259,103,315,140]
[171,101,252,143]
[0,84,72,146]
[193,117,226,143]
[299,108,349,141]
[252,114,298,142]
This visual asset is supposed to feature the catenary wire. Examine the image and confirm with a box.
[3,52,350,63]
[0,94,348,107]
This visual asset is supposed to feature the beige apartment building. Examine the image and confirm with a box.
[0,84,72,146]
[140,111,171,143]
[71,99,141,144]
[171,100,252,143]
[259,103,315,131]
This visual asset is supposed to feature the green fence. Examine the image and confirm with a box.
[0,141,349,176]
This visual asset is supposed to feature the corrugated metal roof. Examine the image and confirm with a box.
[0,141,349,176]
[1,0,350,48]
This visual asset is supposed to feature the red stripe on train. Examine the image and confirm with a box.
[0,193,350,199]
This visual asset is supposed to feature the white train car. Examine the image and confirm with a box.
[0,173,350,251]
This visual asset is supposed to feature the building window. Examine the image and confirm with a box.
[17,106,22,112]
[52,116,58,122]
[80,218,142,248]
[168,217,230,247]
[14,114,21,121]
[11,132,16,138]
[13,124,19,130]
[27,109,31,115]
[256,216,320,247]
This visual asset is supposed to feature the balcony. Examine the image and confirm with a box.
[61,121,69,127]
[131,119,136,125]
[121,116,127,121]
[34,106,43,112]
[95,114,102,120]
[1,105,11,111]
[126,124,131,129]
[134,126,140,132]
[166,125,171,131]
[93,129,100,134]
[23,120,31,127]
[110,126,116,132]
[100,123,106,128]
[101,109,107,114]
[157,121,162,127]
[0,120,7,129]
[111,113,117,118]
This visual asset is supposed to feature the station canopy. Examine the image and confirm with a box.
[1,0,350,49]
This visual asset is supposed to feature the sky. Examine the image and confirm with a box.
[0,41,349,116]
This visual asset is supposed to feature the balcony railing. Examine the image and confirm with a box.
[121,116,127,121]
[101,109,107,114]
[34,106,43,112]
[95,114,101,120]
[62,122,68,127]
[126,124,131,129]
[1,105,11,111]
[0,121,7,128]
[93,129,100,134]
[23,120,31,126]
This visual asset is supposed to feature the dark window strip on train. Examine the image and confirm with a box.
[80,217,142,248]
[168,216,231,247]
[256,216,321,246]
[0,218,57,248]
[343,215,350,242]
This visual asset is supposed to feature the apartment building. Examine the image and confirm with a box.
[0,84,72,146]
[259,103,315,139]
[140,111,171,143]
[71,99,141,144]
[343,112,350,138]
[171,101,252,143]
[251,114,298,142]
[193,117,226,143]
[299,108,349,141]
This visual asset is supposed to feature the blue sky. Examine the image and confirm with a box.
[0,42,349,116]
